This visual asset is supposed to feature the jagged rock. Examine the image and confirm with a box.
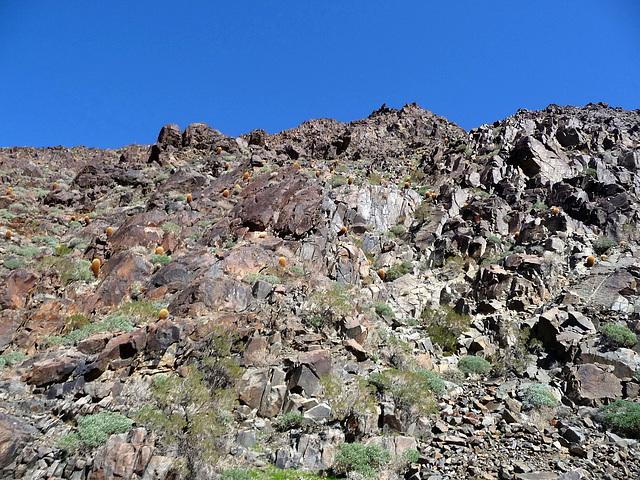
[0,268,38,309]
[567,363,623,405]
[21,350,84,386]
[0,413,37,469]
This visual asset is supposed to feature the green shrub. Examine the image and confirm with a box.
[55,245,73,256]
[0,352,28,367]
[64,314,90,332]
[57,432,80,453]
[368,369,435,413]
[599,400,640,438]
[46,313,136,346]
[3,258,26,270]
[600,323,637,348]
[33,235,59,248]
[389,225,406,237]
[415,368,446,395]
[286,265,304,276]
[75,412,132,448]
[421,306,470,355]
[69,237,87,250]
[532,201,548,212]
[243,273,281,285]
[374,302,395,318]
[305,316,326,330]
[37,256,98,284]
[224,241,237,248]
[175,195,186,202]
[593,236,617,255]
[329,175,348,187]
[162,221,182,233]
[385,261,412,281]
[334,443,391,479]
[7,245,41,258]
[522,383,558,409]
[404,448,420,463]
[368,173,382,186]
[276,411,304,431]
[458,355,491,376]
[220,469,253,480]
[151,254,171,266]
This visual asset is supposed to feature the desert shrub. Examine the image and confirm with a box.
[373,302,395,318]
[220,469,253,480]
[329,175,348,187]
[286,265,304,276]
[322,376,377,421]
[57,432,80,453]
[368,173,382,185]
[305,316,326,330]
[404,448,420,463]
[7,245,41,258]
[0,352,28,367]
[68,237,87,251]
[599,400,640,438]
[116,301,167,324]
[415,368,446,395]
[307,282,355,319]
[37,256,93,284]
[151,254,171,266]
[385,261,412,281]
[532,201,548,212]
[334,443,391,479]
[414,201,433,224]
[64,314,90,332]
[585,167,597,178]
[135,366,235,474]
[389,225,406,237]
[243,273,281,285]
[458,355,491,376]
[276,411,304,431]
[522,383,558,409]
[161,221,182,233]
[32,235,59,248]
[46,313,136,346]
[593,236,618,255]
[67,412,133,448]
[3,258,26,270]
[421,306,471,355]
[368,369,435,413]
[600,323,637,348]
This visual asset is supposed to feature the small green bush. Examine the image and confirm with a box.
[532,201,548,212]
[421,306,471,355]
[7,245,41,258]
[276,411,304,431]
[0,352,28,367]
[334,443,391,480]
[600,323,637,348]
[224,241,237,248]
[46,313,136,346]
[368,369,435,413]
[373,302,395,318]
[593,236,618,255]
[458,355,491,376]
[385,261,412,281]
[329,175,348,187]
[162,221,182,233]
[3,258,26,270]
[57,432,80,454]
[151,254,171,266]
[522,383,558,409]
[76,412,133,448]
[599,400,640,438]
[415,368,446,395]
[286,265,304,276]
[404,448,420,463]
[220,469,253,480]
[389,225,406,237]
[243,273,281,285]
[55,245,73,256]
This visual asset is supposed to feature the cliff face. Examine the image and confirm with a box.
[0,102,639,480]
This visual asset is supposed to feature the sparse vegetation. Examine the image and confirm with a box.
[600,323,637,348]
[421,306,471,355]
[334,443,391,480]
[151,254,171,266]
[458,355,491,376]
[276,411,304,431]
[373,302,395,318]
[599,400,640,438]
[522,383,558,409]
[0,352,28,367]
[384,261,413,281]
[59,412,133,451]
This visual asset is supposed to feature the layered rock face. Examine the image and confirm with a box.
[0,102,639,480]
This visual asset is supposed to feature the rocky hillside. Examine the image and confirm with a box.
[1,102,639,480]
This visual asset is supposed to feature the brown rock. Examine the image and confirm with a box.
[22,351,84,386]
[568,363,623,405]
[0,269,38,309]
[0,413,37,469]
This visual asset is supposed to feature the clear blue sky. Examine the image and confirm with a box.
[1,1,639,148]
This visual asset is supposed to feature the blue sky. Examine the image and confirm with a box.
[1,1,639,148]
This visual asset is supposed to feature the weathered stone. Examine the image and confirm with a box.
[0,413,37,469]
[567,363,623,405]
[22,351,84,386]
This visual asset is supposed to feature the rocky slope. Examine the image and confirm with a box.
[0,102,639,480]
